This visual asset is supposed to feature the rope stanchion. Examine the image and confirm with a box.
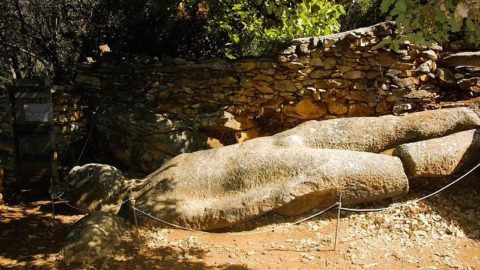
[49,177,56,219]
[333,194,342,251]
[129,189,139,233]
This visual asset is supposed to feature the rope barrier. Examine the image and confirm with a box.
[290,203,339,226]
[63,201,94,213]
[132,207,199,232]
[131,162,480,233]
[47,162,480,236]
[51,194,131,214]
[75,124,94,166]
[133,203,340,236]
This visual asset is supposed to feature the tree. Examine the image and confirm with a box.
[381,0,480,48]
[0,0,124,84]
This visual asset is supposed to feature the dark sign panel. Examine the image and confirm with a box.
[23,103,52,122]
[8,79,58,185]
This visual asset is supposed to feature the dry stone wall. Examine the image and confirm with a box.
[438,52,480,97]
[73,22,480,173]
[51,86,89,169]
[76,22,466,139]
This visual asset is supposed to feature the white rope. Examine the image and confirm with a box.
[132,207,200,232]
[133,203,340,235]
[63,201,94,213]
[53,195,131,213]
[290,203,339,225]
[412,162,480,203]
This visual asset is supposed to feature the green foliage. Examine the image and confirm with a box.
[381,0,480,48]
[205,0,345,58]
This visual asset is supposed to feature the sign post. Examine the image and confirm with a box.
[8,79,59,187]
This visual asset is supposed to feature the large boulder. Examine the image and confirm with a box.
[274,107,480,153]
[395,129,480,179]
[67,163,130,214]
[62,212,131,266]
[95,105,212,173]
[133,137,409,230]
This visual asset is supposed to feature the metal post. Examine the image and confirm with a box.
[130,189,139,232]
[49,176,55,219]
[333,193,342,251]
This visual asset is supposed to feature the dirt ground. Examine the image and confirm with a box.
[1,171,479,270]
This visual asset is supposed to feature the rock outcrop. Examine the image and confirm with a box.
[395,129,480,179]
[62,212,131,266]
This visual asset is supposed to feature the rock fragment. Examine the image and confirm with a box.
[67,163,130,214]
[395,129,480,179]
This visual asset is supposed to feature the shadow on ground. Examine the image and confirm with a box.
[0,200,81,269]
[57,233,251,270]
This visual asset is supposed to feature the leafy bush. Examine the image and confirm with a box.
[206,0,345,58]
[381,0,480,47]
